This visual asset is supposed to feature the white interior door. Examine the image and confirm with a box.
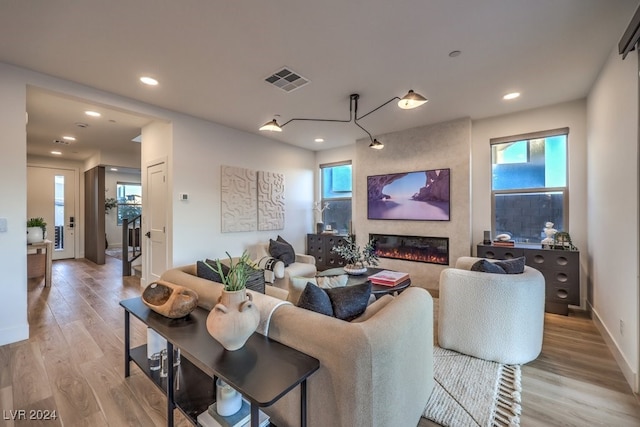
[27,166,76,260]
[145,161,167,283]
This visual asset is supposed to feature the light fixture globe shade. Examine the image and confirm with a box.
[397,90,428,109]
[369,139,384,149]
[259,119,282,132]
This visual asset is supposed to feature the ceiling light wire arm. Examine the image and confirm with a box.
[355,96,400,121]
[280,95,356,128]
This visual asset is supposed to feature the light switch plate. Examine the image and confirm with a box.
[0,218,7,232]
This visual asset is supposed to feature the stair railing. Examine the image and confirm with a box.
[122,215,142,276]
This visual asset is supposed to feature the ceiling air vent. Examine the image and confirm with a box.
[53,139,70,145]
[264,67,309,92]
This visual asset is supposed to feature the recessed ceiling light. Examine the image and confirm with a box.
[140,76,159,86]
[110,168,118,171]
[85,110,101,117]
[51,151,62,155]
[62,136,76,141]
[314,138,324,143]
[503,92,521,100]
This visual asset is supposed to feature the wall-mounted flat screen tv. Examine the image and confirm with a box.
[367,168,450,221]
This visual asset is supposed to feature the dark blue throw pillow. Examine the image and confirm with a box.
[269,236,296,266]
[297,282,334,316]
[470,259,506,274]
[326,282,372,321]
[495,256,526,274]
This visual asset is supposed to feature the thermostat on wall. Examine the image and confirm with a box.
[178,193,189,201]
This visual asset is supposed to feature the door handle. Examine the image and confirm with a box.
[145,231,151,238]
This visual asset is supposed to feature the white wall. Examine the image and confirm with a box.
[471,99,588,308]
[587,46,638,391]
[169,115,315,267]
[0,66,29,345]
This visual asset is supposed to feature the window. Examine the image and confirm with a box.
[491,128,568,243]
[116,182,142,226]
[320,162,352,234]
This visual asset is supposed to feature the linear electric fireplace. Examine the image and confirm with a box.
[370,233,449,265]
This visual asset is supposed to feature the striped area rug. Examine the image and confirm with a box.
[423,347,522,427]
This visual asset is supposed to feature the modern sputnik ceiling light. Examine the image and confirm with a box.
[259,90,427,149]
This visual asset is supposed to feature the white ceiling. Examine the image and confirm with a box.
[0,0,637,160]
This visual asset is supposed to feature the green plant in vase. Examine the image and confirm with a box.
[331,235,379,274]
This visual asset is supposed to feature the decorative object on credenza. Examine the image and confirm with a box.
[142,280,199,318]
[331,235,378,275]
[26,217,47,243]
[367,169,450,221]
[493,233,515,247]
[483,230,492,245]
[313,201,330,233]
[206,252,260,351]
[259,91,427,150]
[541,221,558,249]
[552,231,577,251]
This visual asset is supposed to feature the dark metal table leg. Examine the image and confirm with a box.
[124,311,130,378]
[301,379,307,427]
[251,402,259,427]
[167,341,174,427]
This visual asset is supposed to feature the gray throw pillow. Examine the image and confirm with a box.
[470,259,506,274]
[197,260,229,282]
[297,282,334,316]
[325,282,372,321]
[269,236,295,266]
[495,256,526,274]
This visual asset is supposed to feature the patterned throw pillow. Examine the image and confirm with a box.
[256,256,285,283]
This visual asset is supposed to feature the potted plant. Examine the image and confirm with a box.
[331,235,379,275]
[205,251,260,351]
[27,217,47,243]
[105,197,118,213]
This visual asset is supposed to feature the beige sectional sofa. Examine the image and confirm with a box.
[160,264,434,427]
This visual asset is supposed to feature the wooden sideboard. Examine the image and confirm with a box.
[476,243,580,315]
[307,233,349,271]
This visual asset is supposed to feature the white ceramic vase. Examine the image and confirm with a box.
[343,265,368,275]
[27,227,44,243]
[206,288,260,351]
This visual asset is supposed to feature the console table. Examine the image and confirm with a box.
[120,297,319,427]
[476,243,580,315]
[27,239,53,287]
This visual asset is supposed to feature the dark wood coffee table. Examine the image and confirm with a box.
[317,267,411,299]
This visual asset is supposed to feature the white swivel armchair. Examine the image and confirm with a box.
[438,256,545,365]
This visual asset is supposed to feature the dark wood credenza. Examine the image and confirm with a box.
[476,244,580,315]
[307,233,349,271]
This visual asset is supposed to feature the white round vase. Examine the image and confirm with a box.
[27,227,44,243]
[343,265,368,275]
[206,288,260,351]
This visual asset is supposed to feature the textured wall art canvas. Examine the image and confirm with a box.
[221,166,258,232]
[257,171,285,231]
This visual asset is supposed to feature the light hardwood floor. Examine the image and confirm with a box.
[1,256,639,426]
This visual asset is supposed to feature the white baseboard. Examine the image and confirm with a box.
[590,301,638,393]
[0,323,29,346]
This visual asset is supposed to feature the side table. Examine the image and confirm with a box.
[27,239,53,287]
[120,297,319,427]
